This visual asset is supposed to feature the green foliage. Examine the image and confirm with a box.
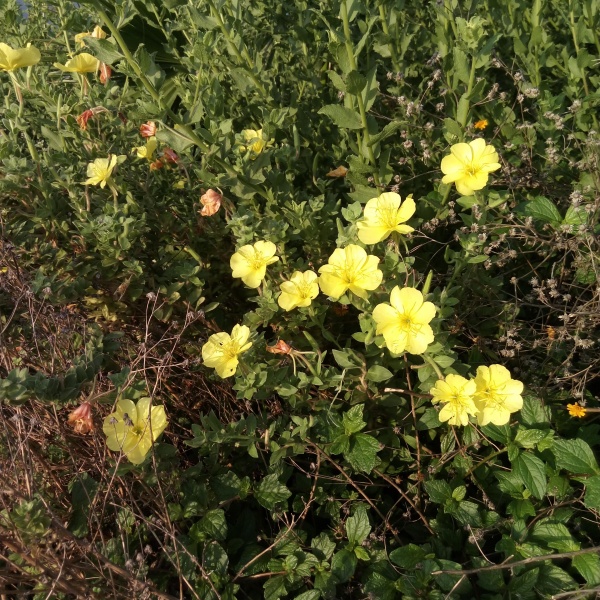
[1,0,600,597]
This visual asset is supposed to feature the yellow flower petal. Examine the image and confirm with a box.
[230,241,279,288]
[202,325,252,378]
[278,271,319,311]
[54,53,100,74]
[357,193,415,245]
[474,365,524,426]
[0,43,41,71]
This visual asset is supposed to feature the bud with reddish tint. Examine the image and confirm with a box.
[200,189,222,216]
[162,148,178,163]
[150,159,164,170]
[140,121,157,138]
[67,401,94,434]
[99,63,112,84]
[77,109,94,130]
[266,340,292,355]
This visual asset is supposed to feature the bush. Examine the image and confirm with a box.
[1,0,599,598]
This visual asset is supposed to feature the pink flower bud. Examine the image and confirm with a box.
[200,189,222,216]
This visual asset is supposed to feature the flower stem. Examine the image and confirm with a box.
[421,353,444,380]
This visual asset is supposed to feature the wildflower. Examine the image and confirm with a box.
[140,121,157,138]
[161,147,178,164]
[356,192,416,245]
[199,189,222,216]
[430,375,478,426]
[266,340,292,355]
[54,53,100,74]
[474,119,488,130]
[318,244,383,300]
[202,324,252,378]
[103,398,168,465]
[230,241,279,288]
[238,128,272,157]
[567,403,586,418]
[85,155,117,188]
[99,63,111,84]
[75,26,107,47]
[149,159,164,171]
[441,139,501,196]
[473,365,524,426]
[278,271,319,311]
[372,286,436,354]
[67,401,94,434]
[0,43,41,71]
[133,137,158,160]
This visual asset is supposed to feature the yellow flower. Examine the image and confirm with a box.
[103,398,168,465]
[474,119,489,130]
[85,155,117,188]
[430,374,478,426]
[133,136,158,160]
[357,192,416,245]
[230,241,279,288]
[567,403,586,418]
[473,364,524,426]
[54,53,100,74]
[0,43,41,71]
[372,286,436,354]
[238,128,272,157]
[202,324,252,378]
[441,138,501,196]
[75,26,107,47]
[318,244,383,300]
[278,271,319,311]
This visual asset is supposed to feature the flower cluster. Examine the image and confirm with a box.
[430,365,524,426]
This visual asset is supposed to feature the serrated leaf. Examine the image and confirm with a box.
[531,522,580,552]
[346,505,370,545]
[331,548,357,583]
[573,552,600,585]
[389,544,427,569]
[346,70,367,94]
[255,474,291,510]
[515,428,548,448]
[513,452,547,499]
[343,404,366,434]
[584,475,600,511]
[424,480,453,504]
[327,70,346,92]
[520,196,562,225]
[189,509,227,542]
[553,438,600,475]
[346,433,380,473]
[318,105,363,129]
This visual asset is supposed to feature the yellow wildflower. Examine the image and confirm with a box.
[54,53,100,74]
[85,155,117,188]
[133,136,158,160]
[103,398,168,465]
[318,244,383,300]
[430,375,478,426]
[278,271,319,311]
[238,128,272,157]
[473,365,524,426]
[372,286,436,355]
[230,241,279,288]
[0,43,41,71]
[567,403,586,418]
[357,192,416,245]
[441,138,501,196]
[474,119,488,130]
[75,26,107,47]
[202,324,252,378]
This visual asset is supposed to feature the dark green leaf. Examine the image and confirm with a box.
[318,105,363,129]
[553,438,600,475]
[345,433,380,473]
[513,452,547,499]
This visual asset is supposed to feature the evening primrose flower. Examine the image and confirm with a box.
[318,245,383,300]
[0,43,41,71]
[202,324,252,378]
[75,26,107,47]
[372,286,435,355]
[85,155,117,188]
[357,192,416,244]
[133,136,158,160]
[199,189,222,216]
[441,138,501,196]
[230,241,279,288]
[278,271,319,311]
[430,375,478,426]
[238,128,272,157]
[473,364,524,426]
[103,398,168,465]
[54,53,100,74]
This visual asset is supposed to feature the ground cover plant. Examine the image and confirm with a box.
[1,0,600,598]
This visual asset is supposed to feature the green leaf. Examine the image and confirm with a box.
[531,522,580,552]
[189,509,227,542]
[343,404,366,434]
[515,428,548,449]
[203,541,229,576]
[346,505,370,545]
[481,424,512,444]
[563,205,588,227]
[584,475,600,511]
[345,433,380,473]
[424,480,453,504]
[346,70,367,94]
[513,453,547,499]
[318,105,363,129]
[553,438,600,475]
[327,70,346,92]
[255,475,292,510]
[572,552,600,585]
[366,365,393,382]
[520,196,562,225]
[294,591,321,600]
[264,575,287,600]
[389,544,427,569]
[83,37,124,65]
[331,548,357,583]
[330,434,350,454]
[68,473,99,537]
[367,121,404,146]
